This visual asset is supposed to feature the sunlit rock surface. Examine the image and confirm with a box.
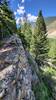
[0,34,36,100]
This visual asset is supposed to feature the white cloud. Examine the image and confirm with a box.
[19,6,24,10]
[16,18,20,24]
[17,6,25,15]
[21,0,25,3]
[15,16,18,20]
[16,17,24,25]
[15,12,37,25]
[14,5,25,17]
[27,13,37,22]
[14,11,17,15]
[17,9,25,15]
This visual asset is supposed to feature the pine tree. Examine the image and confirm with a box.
[30,10,49,64]
[24,22,32,50]
[22,13,32,50]
[18,25,27,49]
[0,0,17,39]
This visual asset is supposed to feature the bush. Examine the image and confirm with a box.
[32,81,52,100]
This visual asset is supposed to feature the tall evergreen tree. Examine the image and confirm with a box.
[17,20,27,49]
[0,0,17,39]
[21,13,32,50]
[30,10,49,64]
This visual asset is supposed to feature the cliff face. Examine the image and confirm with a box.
[0,35,36,100]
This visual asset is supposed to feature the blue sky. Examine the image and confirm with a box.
[9,0,56,24]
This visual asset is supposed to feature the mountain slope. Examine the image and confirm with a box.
[47,20,56,38]
[45,16,56,26]
[45,17,56,38]
[31,16,56,38]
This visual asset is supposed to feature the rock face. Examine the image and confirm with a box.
[0,35,35,100]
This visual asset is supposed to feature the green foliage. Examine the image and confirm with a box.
[32,65,56,100]
[22,22,32,50]
[0,0,17,40]
[30,10,49,64]
[41,66,56,100]
[42,66,56,76]
[32,81,52,100]
[48,38,56,59]
[28,48,52,100]
[17,26,28,48]
[17,14,32,50]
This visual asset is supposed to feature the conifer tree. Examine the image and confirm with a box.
[18,25,27,49]
[21,13,32,50]
[0,0,17,39]
[30,10,48,64]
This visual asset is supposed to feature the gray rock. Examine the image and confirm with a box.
[0,34,36,100]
